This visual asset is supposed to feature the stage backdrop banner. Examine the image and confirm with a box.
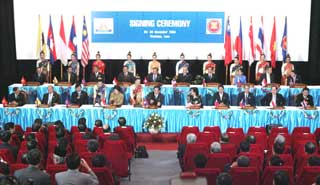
[91,11,225,43]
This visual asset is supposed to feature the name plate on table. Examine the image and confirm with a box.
[55,82,71,86]
[118,82,132,87]
[241,106,256,110]
[205,83,219,87]
[269,106,285,110]
[176,82,190,87]
[187,105,201,109]
[267,83,280,88]
[241,83,255,88]
[85,82,97,86]
[66,105,80,108]
[103,105,118,109]
[5,104,17,107]
[290,83,307,88]
[303,106,317,110]
[145,82,162,87]
[37,104,50,108]
[26,82,40,86]
[145,105,158,109]
[214,105,230,110]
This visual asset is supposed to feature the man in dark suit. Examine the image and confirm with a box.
[296,87,314,107]
[8,87,25,106]
[14,149,51,185]
[33,67,47,85]
[63,66,77,84]
[177,67,192,83]
[118,65,135,83]
[41,85,60,106]
[71,83,88,106]
[146,86,164,107]
[237,84,256,106]
[258,66,275,85]
[89,65,105,82]
[146,67,162,82]
[212,85,230,106]
[203,66,217,83]
[261,85,286,106]
[287,70,302,86]
[0,131,18,159]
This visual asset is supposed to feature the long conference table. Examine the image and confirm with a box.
[0,104,319,133]
[8,84,320,106]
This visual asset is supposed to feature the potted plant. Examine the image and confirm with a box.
[143,113,164,134]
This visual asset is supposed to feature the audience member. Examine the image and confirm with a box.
[194,154,208,168]
[313,175,320,185]
[239,141,250,153]
[210,142,222,153]
[220,133,230,143]
[273,170,289,185]
[246,135,256,144]
[53,146,67,165]
[273,142,285,155]
[32,119,43,132]
[270,155,284,166]
[308,156,320,166]
[224,155,250,172]
[78,118,89,132]
[87,140,99,153]
[216,172,232,185]
[305,142,316,155]
[0,131,18,159]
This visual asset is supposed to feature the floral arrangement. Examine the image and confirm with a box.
[143,113,164,130]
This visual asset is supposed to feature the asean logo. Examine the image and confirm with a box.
[206,18,222,34]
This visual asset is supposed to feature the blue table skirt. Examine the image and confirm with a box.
[8,84,320,106]
[0,105,319,133]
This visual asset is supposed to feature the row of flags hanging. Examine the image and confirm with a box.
[36,15,89,67]
[224,16,288,68]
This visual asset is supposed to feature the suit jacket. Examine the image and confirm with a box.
[237,92,255,106]
[33,73,47,84]
[8,93,25,106]
[146,73,162,83]
[14,166,51,185]
[258,73,275,84]
[42,92,60,106]
[55,169,99,185]
[260,93,286,106]
[0,143,18,159]
[63,72,77,84]
[287,75,302,85]
[118,72,135,83]
[177,73,193,83]
[296,93,314,107]
[71,91,88,106]
[212,92,230,106]
[146,92,164,107]
[203,73,217,83]
[89,72,105,82]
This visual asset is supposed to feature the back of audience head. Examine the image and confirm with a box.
[273,142,285,154]
[82,132,95,140]
[186,133,197,144]
[246,135,256,144]
[108,133,120,140]
[118,117,126,126]
[27,140,38,150]
[220,133,229,143]
[91,154,107,167]
[193,154,207,168]
[55,127,65,138]
[21,153,28,164]
[66,153,81,170]
[237,155,250,167]
[103,124,111,133]
[78,118,87,132]
[315,175,320,185]
[26,133,36,142]
[273,170,289,185]
[305,141,316,154]
[0,131,11,143]
[308,156,320,166]
[57,137,68,151]
[210,142,221,153]
[87,139,99,152]
[27,149,42,166]
[53,146,67,164]
[270,155,284,166]
[54,120,64,129]
[3,122,14,133]
[216,172,232,185]
[32,118,43,132]
[95,120,103,127]
[274,134,286,145]
[239,141,250,152]
[0,161,10,176]
[0,176,20,185]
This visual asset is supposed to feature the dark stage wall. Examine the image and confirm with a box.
[0,0,319,98]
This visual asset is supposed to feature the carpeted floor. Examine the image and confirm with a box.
[120,150,180,185]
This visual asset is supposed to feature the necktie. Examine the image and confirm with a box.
[209,74,212,79]
[48,93,52,105]
[245,94,248,104]
[68,74,71,83]
[153,75,156,81]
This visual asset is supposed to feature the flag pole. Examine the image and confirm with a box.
[225,65,228,84]
[60,62,63,81]
[49,64,52,83]
[83,66,86,81]
[247,64,251,83]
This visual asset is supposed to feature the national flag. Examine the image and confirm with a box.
[240,99,244,108]
[202,78,206,87]
[224,17,232,66]
[271,100,276,108]
[281,16,288,62]
[101,98,106,106]
[248,16,255,65]
[113,77,118,85]
[262,78,267,87]
[68,16,77,57]
[58,15,68,66]
[234,17,243,64]
[256,16,265,55]
[171,78,177,87]
[270,17,277,68]
[36,15,46,57]
[81,16,89,67]
[47,15,57,64]
[144,77,148,84]
[214,99,219,107]
[301,100,308,108]
[65,98,70,107]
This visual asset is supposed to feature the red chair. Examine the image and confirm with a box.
[238,153,263,171]
[203,126,221,138]
[46,164,68,185]
[270,127,289,135]
[80,152,105,167]
[250,132,268,150]
[268,132,291,150]
[92,167,115,185]
[221,143,237,159]
[226,128,244,137]
[230,167,259,185]
[267,154,293,166]
[261,166,294,185]
[74,140,89,154]
[292,127,310,136]
[295,153,318,176]
[103,140,131,179]
[114,126,136,154]
[0,149,15,163]
[297,166,320,185]
[25,127,32,133]
[98,133,112,150]
[10,163,28,175]
[197,132,219,146]
[292,133,315,149]
[183,143,209,171]
[14,125,24,134]
[194,168,220,185]
[93,127,104,137]
[178,126,200,145]
[70,126,79,135]
[206,153,231,171]
[314,128,320,140]
[227,132,244,148]
[248,126,266,134]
